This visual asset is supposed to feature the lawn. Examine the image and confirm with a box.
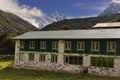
[0,61,120,80]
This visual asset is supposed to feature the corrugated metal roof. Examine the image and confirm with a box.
[93,22,120,27]
[14,29,120,39]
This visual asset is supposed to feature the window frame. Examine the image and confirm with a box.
[52,41,58,50]
[64,55,83,65]
[51,54,58,63]
[77,41,85,51]
[19,53,24,61]
[91,41,100,51]
[29,53,34,62]
[40,41,46,49]
[91,57,114,68]
[39,54,46,62]
[64,41,71,50]
[20,41,25,49]
[107,42,116,52]
[29,41,35,49]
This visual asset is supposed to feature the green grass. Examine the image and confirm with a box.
[0,61,120,80]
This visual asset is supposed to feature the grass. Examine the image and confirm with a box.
[0,60,120,80]
[0,61,13,70]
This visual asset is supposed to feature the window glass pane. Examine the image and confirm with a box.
[64,56,83,65]
[74,56,78,64]
[39,54,46,62]
[91,42,99,51]
[30,41,35,49]
[78,57,83,65]
[69,56,73,64]
[77,42,84,51]
[51,55,57,63]
[29,53,34,61]
[91,57,114,68]
[19,53,24,61]
[52,41,58,50]
[107,42,116,52]
[40,41,46,49]
[65,56,69,63]
[108,58,114,67]
[20,41,24,49]
[65,41,71,50]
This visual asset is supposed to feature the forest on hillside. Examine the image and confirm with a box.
[41,13,120,30]
[0,33,21,55]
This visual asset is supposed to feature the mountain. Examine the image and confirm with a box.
[30,11,66,29]
[50,11,66,21]
[0,10,38,34]
[41,13,120,31]
[99,0,120,16]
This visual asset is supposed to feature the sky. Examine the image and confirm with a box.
[17,0,112,18]
[0,0,114,28]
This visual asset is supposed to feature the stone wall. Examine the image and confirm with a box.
[14,40,120,77]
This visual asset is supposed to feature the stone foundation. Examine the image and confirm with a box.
[13,52,120,77]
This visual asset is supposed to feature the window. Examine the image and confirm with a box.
[77,41,85,51]
[51,54,57,63]
[65,41,71,50]
[29,53,34,61]
[20,41,25,49]
[91,42,99,51]
[39,54,46,62]
[19,53,24,61]
[40,41,46,49]
[107,42,116,52]
[91,57,114,68]
[29,41,35,49]
[64,56,83,65]
[52,41,58,50]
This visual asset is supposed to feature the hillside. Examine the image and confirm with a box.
[41,13,120,31]
[0,10,38,34]
[0,10,39,55]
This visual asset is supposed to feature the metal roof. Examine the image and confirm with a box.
[14,29,120,39]
[93,22,120,28]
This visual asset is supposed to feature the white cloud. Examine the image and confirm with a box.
[112,0,120,3]
[73,1,110,12]
[92,6,107,11]
[72,2,83,7]
[0,0,44,28]
[68,14,97,19]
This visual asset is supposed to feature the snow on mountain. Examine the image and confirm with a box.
[34,11,67,29]
[99,0,120,16]
[0,0,66,29]
[112,0,120,4]
[27,11,66,29]
[50,11,66,21]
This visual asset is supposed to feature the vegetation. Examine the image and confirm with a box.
[0,10,38,34]
[0,33,20,55]
[41,13,120,30]
[0,10,40,55]
[0,59,120,80]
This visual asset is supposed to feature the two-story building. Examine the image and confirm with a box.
[14,29,120,76]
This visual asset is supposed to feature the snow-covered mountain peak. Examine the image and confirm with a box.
[0,0,66,29]
[112,0,120,4]
[50,11,66,21]
[99,0,120,16]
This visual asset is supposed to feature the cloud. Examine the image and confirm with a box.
[73,1,110,12]
[68,14,97,19]
[72,2,83,7]
[92,6,107,11]
[112,0,120,3]
[0,0,44,28]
